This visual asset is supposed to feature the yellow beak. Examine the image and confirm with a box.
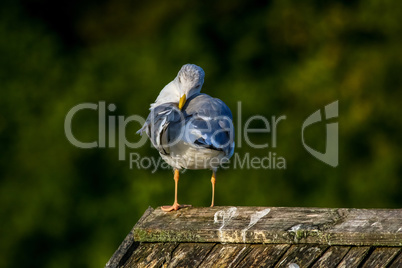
[178,94,186,110]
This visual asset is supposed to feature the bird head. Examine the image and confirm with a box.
[150,64,205,110]
[176,64,205,109]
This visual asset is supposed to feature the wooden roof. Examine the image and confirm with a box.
[106,206,402,267]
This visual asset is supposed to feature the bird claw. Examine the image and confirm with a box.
[161,203,192,212]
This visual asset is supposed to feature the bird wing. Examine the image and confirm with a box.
[138,94,235,158]
[178,93,235,157]
[137,103,183,155]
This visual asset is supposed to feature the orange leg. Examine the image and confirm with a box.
[161,169,191,212]
[210,171,216,207]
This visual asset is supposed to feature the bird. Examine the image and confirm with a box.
[137,64,235,212]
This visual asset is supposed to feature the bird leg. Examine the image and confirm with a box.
[210,171,216,207]
[161,169,191,212]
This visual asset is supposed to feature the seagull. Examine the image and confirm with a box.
[137,64,235,212]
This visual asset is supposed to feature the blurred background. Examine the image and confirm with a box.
[1,0,401,267]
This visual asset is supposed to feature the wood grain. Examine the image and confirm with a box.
[122,243,177,268]
[106,207,154,268]
[198,243,253,267]
[166,243,216,268]
[274,244,328,267]
[361,247,401,268]
[311,246,350,268]
[133,206,402,246]
[236,244,290,267]
[388,250,402,268]
[337,246,371,267]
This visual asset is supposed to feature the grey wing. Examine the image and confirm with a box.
[137,103,184,155]
[181,94,235,157]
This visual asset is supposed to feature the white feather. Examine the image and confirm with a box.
[150,80,180,109]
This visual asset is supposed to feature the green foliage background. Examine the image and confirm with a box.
[1,0,401,267]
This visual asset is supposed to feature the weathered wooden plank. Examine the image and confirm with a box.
[388,250,402,268]
[121,243,154,268]
[361,247,401,268]
[122,243,177,268]
[330,209,402,246]
[198,243,253,267]
[274,244,328,267]
[337,246,370,267]
[166,243,216,268]
[311,246,350,268]
[133,206,402,246]
[106,206,154,268]
[236,244,290,268]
